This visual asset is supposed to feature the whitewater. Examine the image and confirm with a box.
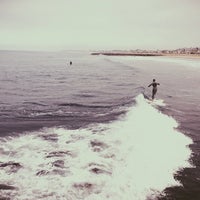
[0,94,192,200]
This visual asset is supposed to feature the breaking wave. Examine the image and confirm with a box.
[0,94,192,200]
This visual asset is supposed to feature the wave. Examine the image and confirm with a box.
[58,100,135,109]
[0,94,192,200]
[58,102,112,108]
[23,102,48,106]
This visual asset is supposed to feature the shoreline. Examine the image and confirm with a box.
[161,53,200,59]
[91,52,163,56]
[91,52,162,56]
[91,52,200,59]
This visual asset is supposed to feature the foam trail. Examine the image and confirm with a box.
[0,95,192,200]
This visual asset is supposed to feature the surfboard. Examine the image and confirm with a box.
[146,98,165,106]
[143,93,165,106]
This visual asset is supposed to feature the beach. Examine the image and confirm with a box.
[162,53,200,59]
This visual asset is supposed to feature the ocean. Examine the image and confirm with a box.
[0,50,199,200]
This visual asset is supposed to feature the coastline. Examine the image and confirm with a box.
[91,52,200,59]
[91,52,163,56]
[161,53,200,59]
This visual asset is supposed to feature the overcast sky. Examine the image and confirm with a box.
[0,0,199,50]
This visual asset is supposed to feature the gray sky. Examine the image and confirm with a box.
[0,0,199,50]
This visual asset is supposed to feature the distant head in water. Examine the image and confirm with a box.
[153,79,156,82]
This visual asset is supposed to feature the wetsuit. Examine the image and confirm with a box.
[148,82,160,99]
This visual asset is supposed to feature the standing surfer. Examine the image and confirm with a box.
[148,79,160,100]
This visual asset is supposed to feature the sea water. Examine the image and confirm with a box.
[0,51,199,200]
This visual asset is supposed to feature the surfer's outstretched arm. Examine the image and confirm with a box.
[148,83,152,87]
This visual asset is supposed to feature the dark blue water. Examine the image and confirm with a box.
[0,50,199,199]
[0,50,142,135]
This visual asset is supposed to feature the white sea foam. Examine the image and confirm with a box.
[107,55,200,69]
[0,95,192,200]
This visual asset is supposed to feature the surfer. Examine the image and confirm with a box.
[70,61,72,65]
[148,79,160,100]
